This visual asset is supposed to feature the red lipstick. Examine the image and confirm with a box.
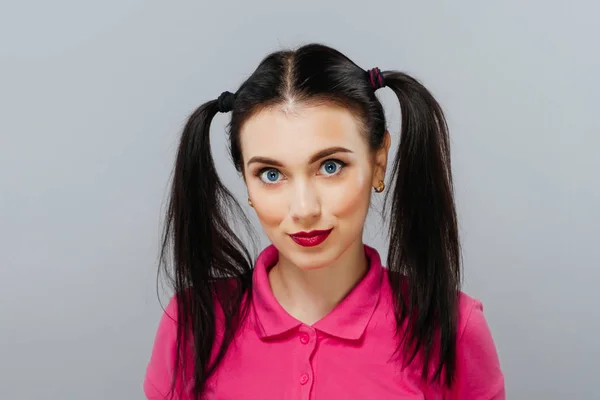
[289,228,333,247]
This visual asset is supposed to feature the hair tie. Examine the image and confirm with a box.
[367,67,385,90]
[217,91,236,113]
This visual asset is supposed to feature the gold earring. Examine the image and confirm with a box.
[248,198,253,207]
[374,180,385,193]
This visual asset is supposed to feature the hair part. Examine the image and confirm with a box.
[159,43,461,398]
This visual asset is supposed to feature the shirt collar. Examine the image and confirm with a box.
[251,244,384,341]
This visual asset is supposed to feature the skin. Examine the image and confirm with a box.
[240,103,391,325]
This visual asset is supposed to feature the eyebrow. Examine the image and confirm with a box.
[246,146,354,168]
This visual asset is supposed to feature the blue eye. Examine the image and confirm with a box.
[320,160,344,176]
[259,169,282,184]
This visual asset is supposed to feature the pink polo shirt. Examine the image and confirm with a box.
[144,245,505,399]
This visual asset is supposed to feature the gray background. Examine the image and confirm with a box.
[1,1,598,399]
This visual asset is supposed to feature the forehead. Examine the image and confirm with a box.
[239,104,368,162]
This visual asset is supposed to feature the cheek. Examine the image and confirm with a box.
[247,182,286,228]
[254,202,285,228]
[326,169,372,219]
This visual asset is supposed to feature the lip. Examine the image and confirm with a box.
[289,228,333,247]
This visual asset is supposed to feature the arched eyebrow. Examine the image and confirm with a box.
[246,146,353,168]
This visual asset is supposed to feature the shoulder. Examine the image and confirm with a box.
[143,278,239,398]
[143,293,183,398]
[451,291,506,399]
[380,269,497,343]
[378,270,505,397]
[456,291,483,340]
[456,291,499,350]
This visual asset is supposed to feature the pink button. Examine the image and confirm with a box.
[300,333,310,344]
[300,373,309,385]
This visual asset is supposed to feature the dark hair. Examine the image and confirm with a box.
[159,43,460,398]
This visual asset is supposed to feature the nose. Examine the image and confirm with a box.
[289,180,321,225]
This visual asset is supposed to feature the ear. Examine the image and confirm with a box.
[372,130,391,186]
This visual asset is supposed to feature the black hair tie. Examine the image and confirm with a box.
[217,91,236,113]
[367,67,385,90]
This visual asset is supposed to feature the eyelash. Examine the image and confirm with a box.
[255,159,348,185]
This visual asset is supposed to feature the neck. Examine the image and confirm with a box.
[268,240,369,326]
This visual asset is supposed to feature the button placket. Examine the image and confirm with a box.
[297,325,317,398]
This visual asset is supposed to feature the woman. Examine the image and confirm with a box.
[144,43,505,399]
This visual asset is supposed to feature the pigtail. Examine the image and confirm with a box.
[159,99,255,398]
[383,71,461,386]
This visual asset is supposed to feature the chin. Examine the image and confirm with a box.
[282,239,347,271]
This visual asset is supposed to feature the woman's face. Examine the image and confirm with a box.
[240,104,389,270]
